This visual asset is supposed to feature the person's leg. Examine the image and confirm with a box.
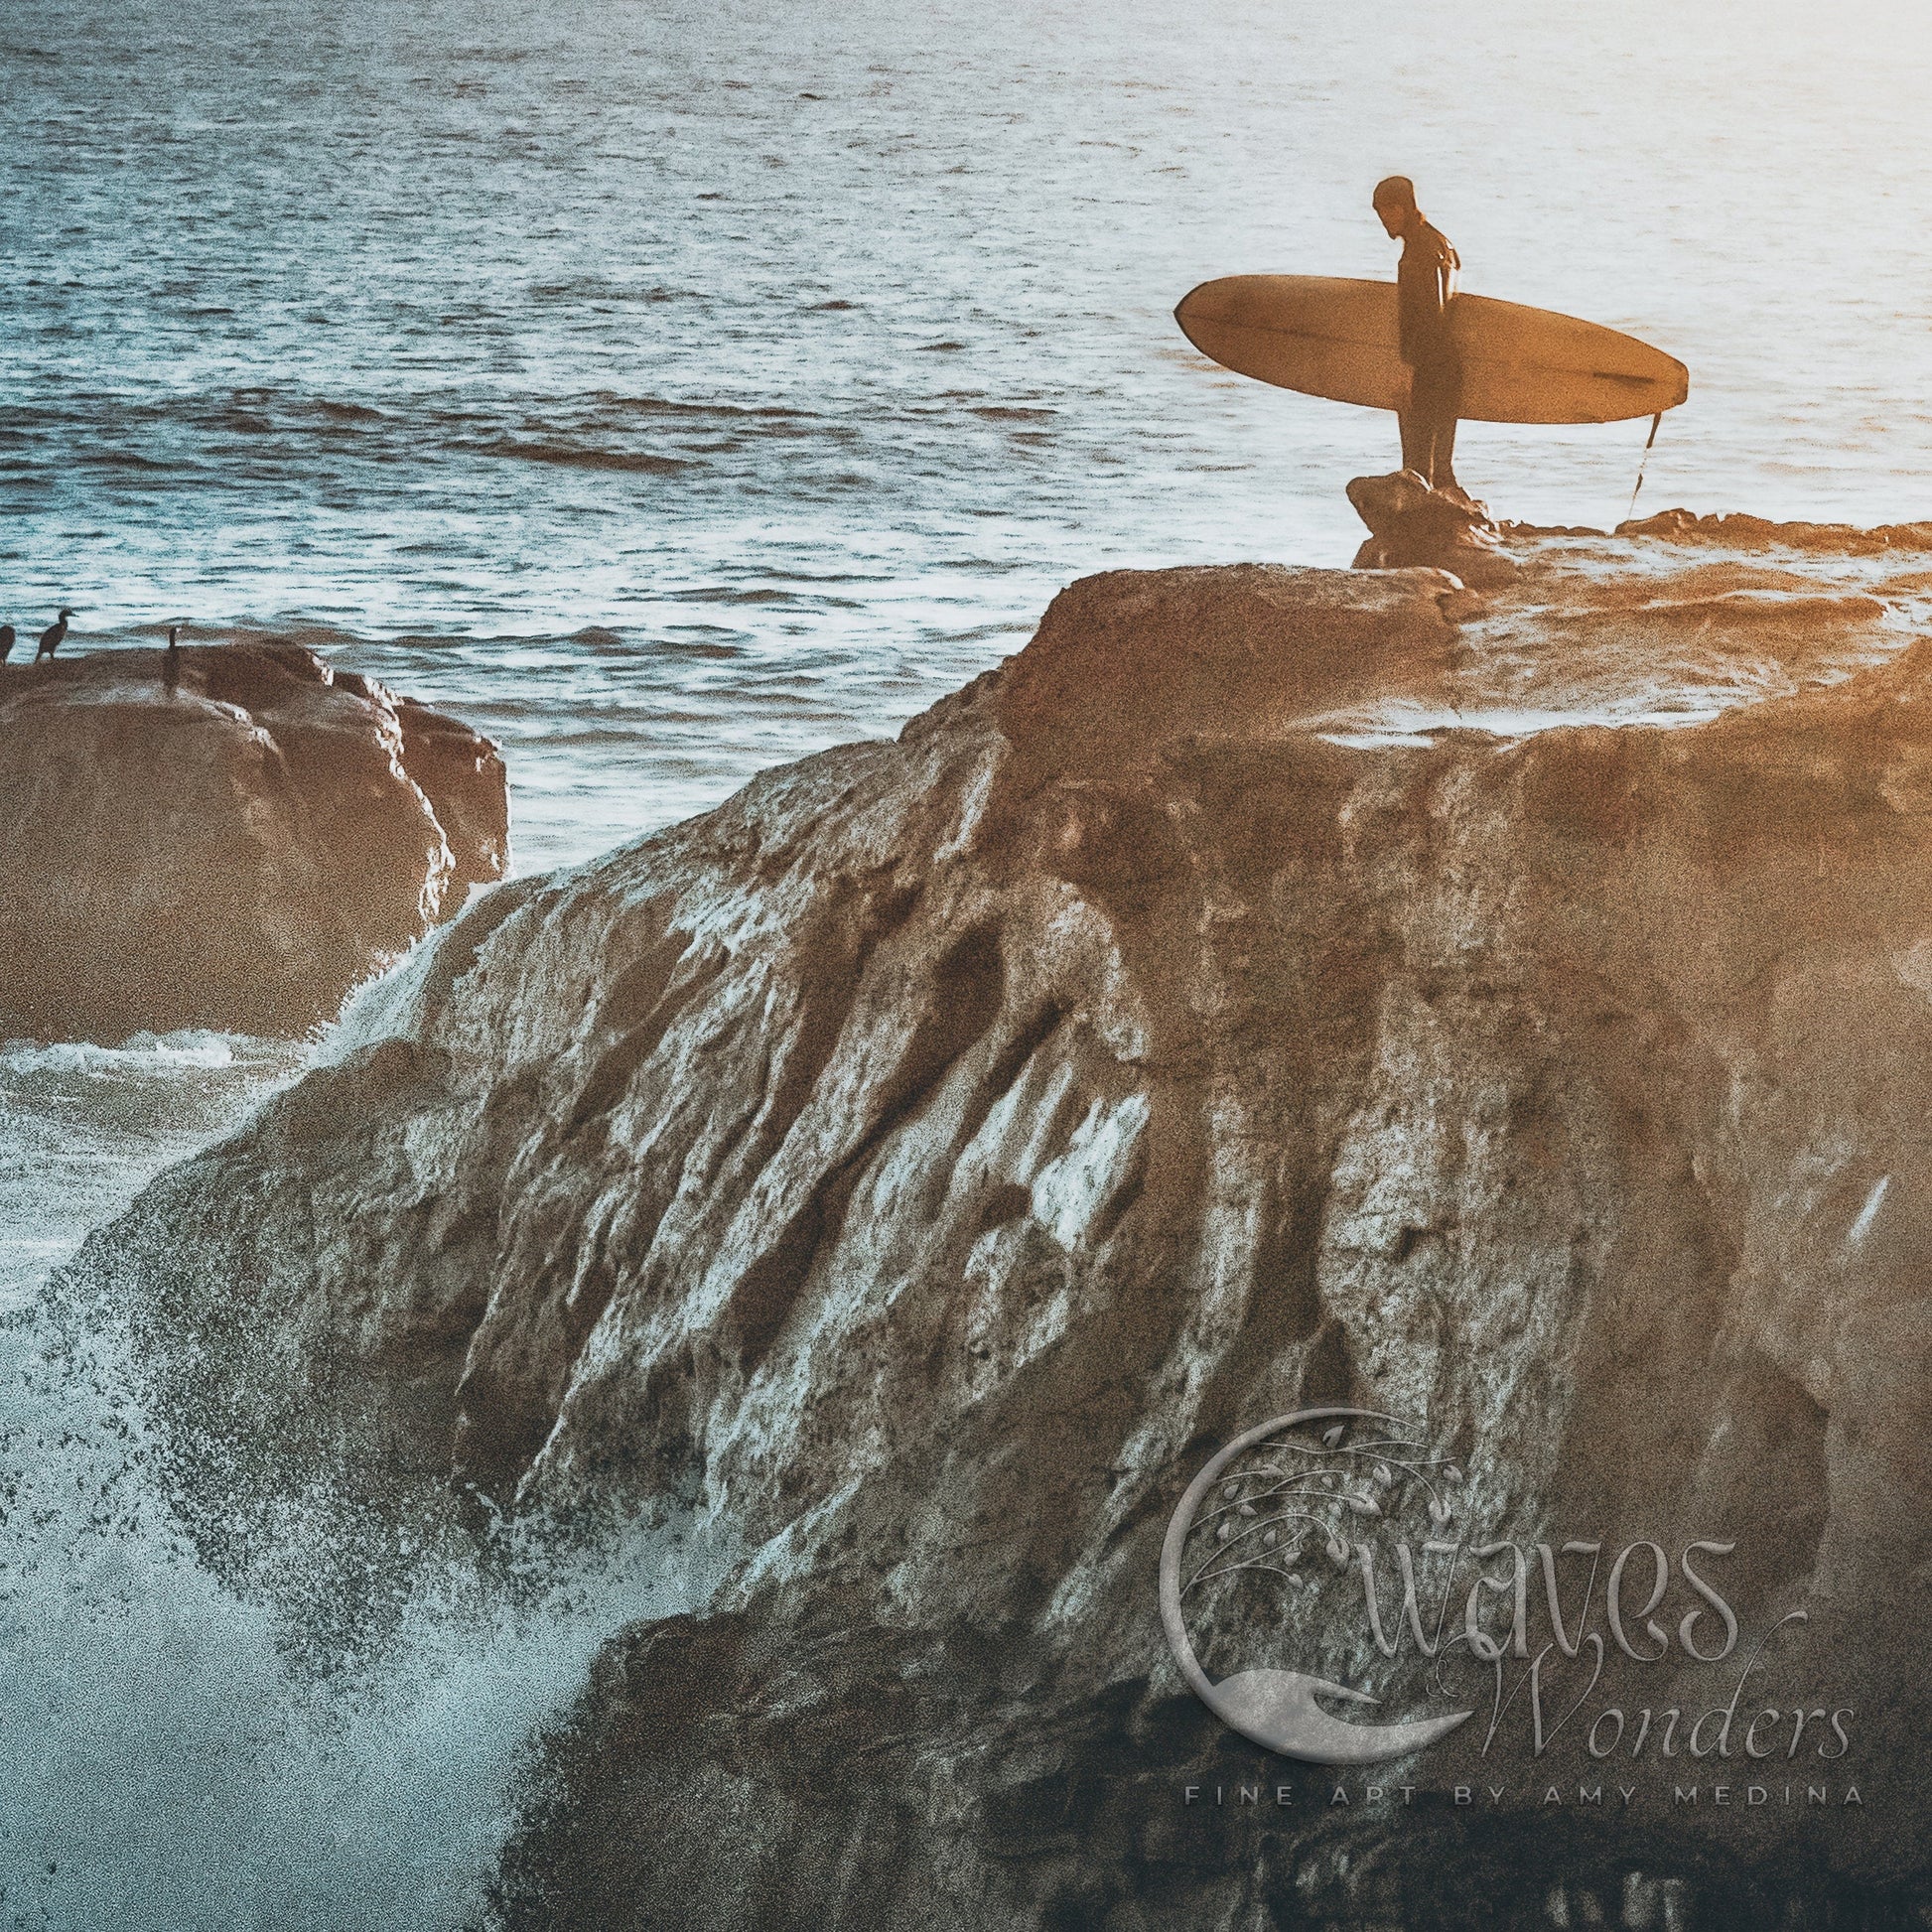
[1403,415,1449,488]
[1410,358,1460,490]
[1398,407,1430,479]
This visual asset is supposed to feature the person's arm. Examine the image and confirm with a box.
[1436,235,1460,317]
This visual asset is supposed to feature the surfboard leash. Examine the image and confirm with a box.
[1625,411,1664,524]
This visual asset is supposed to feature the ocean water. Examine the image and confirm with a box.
[6,0,1932,863]
[2,0,1929,1920]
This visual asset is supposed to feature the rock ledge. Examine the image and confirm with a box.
[0,641,506,1039]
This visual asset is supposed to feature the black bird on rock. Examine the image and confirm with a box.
[36,609,73,662]
[0,625,14,664]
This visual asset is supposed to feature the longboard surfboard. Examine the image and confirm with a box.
[1174,274,1688,425]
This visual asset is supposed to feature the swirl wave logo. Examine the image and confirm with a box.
[1159,1406,1474,1764]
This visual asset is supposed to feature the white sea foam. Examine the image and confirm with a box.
[0,1030,260,1078]
[0,1299,712,1929]
[0,990,729,1925]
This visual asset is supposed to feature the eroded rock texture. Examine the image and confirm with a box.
[0,641,507,1039]
[72,552,1932,1925]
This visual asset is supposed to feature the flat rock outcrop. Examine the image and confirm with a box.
[1617,506,1932,552]
[70,549,1932,1925]
[0,642,507,1039]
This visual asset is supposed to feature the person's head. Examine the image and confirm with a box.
[1372,176,1418,239]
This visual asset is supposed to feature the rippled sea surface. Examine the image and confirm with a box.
[3,0,1930,1920]
[6,0,1932,862]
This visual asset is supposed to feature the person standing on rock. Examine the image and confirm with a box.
[1373,176,1465,498]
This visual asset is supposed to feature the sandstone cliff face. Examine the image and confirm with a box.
[71,550,1932,1926]
[0,642,507,1040]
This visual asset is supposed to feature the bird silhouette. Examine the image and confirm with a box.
[0,625,14,665]
[36,609,73,662]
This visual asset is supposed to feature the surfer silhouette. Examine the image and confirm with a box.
[1373,177,1463,497]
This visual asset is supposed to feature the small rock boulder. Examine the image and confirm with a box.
[1346,467,1521,586]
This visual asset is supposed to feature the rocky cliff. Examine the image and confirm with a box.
[0,642,507,1040]
[69,540,1932,1926]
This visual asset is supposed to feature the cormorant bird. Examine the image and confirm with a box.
[163,623,182,696]
[0,625,14,665]
[36,610,73,662]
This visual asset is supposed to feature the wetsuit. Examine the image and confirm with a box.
[1396,218,1461,489]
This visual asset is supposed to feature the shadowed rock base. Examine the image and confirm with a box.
[488,1607,1920,1931]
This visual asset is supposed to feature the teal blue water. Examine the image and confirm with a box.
[4,0,1927,865]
